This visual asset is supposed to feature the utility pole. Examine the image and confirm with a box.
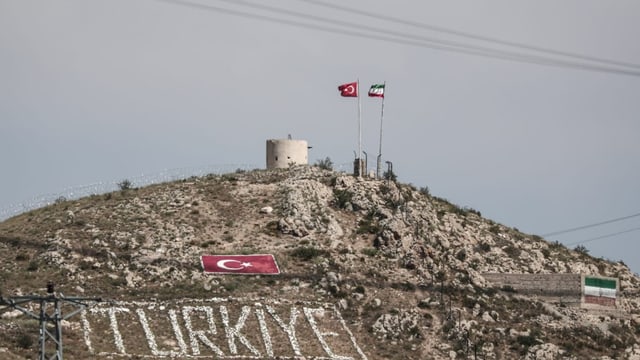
[0,282,101,360]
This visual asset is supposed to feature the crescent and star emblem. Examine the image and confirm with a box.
[346,85,355,94]
[216,259,253,271]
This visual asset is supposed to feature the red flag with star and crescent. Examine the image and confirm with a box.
[338,81,358,97]
[201,254,280,275]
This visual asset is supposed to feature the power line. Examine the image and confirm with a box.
[567,227,640,246]
[297,0,640,71]
[542,212,640,237]
[157,0,640,77]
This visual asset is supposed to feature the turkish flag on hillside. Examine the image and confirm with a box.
[201,254,280,275]
[338,82,358,97]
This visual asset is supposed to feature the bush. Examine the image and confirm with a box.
[16,333,34,349]
[290,246,328,261]
[503,246,521,259]
[15,253,29,261]
[361,247,378,257]
[516,335,538,347]
[419,186,430,196]
[333,189,353,209]
[357,217,380,234]
[476,242,491,253]
[574,244,590,255]
[383,170,397,182]
[315,157,333,171]
[27,260,39,272]
[117,179,133,190]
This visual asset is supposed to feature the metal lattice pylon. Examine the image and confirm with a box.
[0,283,101,360]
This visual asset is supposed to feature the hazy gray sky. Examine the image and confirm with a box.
[2,1,639,271]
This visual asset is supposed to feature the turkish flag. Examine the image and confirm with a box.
[201,254,280,275]
[338,82,358,97]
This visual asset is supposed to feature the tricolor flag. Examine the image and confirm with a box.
[368,84,385,98]
[338,82,358,97]
[584,276,617,306]
[201,254,280,275]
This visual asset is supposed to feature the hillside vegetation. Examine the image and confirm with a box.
[1,166,640,359]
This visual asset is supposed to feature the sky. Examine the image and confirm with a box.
[1,1,639,272]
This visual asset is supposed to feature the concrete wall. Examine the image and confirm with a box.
[482,273,619,308]
[483,273,583,304]
[266,139,308,169]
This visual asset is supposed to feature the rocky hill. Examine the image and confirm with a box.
[1,166,640,359]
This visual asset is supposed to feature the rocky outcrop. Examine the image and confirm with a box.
[1,166,639,359]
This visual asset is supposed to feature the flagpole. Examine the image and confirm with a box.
[376,81,386,179]
[357,79,362,177]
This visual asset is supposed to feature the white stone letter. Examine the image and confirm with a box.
[220,305,260,356]
[90,307,130,354]
[254,304,274,357]
[304,307,353,360]
[266,305,302,356]
[136,308,183,357]
[182,306,224,356]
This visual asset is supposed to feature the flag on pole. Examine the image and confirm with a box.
[368,84,385,98]
[201,254,280,275]
[338,82,358,97]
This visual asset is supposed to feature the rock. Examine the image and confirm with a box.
[260,206,273,214]
[1,310,22,319]
[481,311,495,322]
[524,343,565,360]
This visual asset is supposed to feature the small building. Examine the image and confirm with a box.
[266,138,308,169]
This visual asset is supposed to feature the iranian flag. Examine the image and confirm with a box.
[368,84,385,98]
[584,276,616,305]
[201,254,280,275]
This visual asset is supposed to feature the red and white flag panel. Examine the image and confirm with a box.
[201,254,280,275]
[338,81,358,97]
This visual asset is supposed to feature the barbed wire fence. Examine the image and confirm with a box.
[0,162,355,222]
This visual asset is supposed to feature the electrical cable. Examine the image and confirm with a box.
[542,212,640,237]
[157,0,640,77]
[566,227,640,246]
[297,0,640,71]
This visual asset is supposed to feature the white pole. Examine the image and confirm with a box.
[376,81,386,179]
[357,79,362,177]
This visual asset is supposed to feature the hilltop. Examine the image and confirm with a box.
[1,166,640,359]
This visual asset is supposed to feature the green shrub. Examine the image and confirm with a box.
[315,157,333,170]
[333,189,353,209]
[357,218,379,234]
[15,253,29,261]
[16,333,34,349]
[361,248,378,257]
[27,260,39,272]
[290,246,328,261]
[117,179,133,190]
[503,246,521,259]
[574,244,590,255]
[383,169,397,182]
[517,335,538,347]
[476,242,491,253]
[391,281,416,292]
